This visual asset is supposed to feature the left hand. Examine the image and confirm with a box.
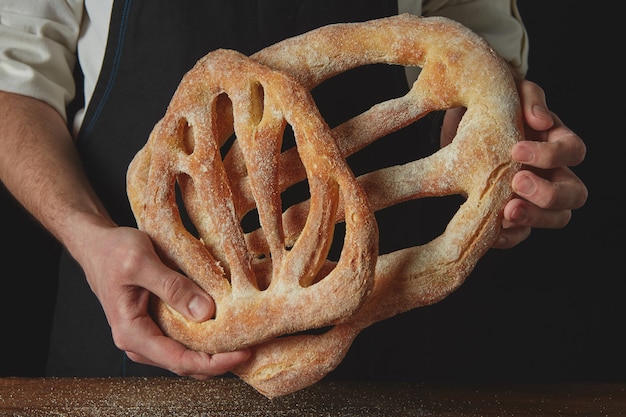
[440,79,588,249]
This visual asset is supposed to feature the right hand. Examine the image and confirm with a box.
[0,92,250,378]
[77,220,251,379]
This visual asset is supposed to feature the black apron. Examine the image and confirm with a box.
[48,0,444,379]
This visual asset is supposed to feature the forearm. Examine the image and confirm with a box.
[0,91,115,262]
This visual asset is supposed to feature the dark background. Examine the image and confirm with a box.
[1,1,623,382]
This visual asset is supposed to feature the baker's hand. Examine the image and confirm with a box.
[80,222,251,379]
[440,79,588,250]
[0,91,249,378]
[497,79,588,248]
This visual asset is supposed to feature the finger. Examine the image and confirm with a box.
[104,229,217,323]
[518,79,554,132]
[139,245,216,322]
[503,198,572,229]
[511,168,588,211]
[119,315,251,377]
[492,223,531,249]
[127,344,252,378]
[513,120,587,169]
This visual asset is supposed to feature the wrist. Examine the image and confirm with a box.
[60,210,119,266]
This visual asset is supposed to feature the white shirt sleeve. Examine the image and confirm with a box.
[0,1,84,121]
[1,1,528,127]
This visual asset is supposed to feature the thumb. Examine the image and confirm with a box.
[150,264,215,322]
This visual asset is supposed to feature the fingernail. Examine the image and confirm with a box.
[532,104,551,120]
[515,175,536,196]
[189,295,210,320]
[510,205,528,222]
[514,145,533,164]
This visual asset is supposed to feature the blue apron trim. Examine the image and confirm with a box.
[81,0,133,140]
[49,1,449,380]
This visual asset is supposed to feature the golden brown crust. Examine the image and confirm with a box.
[127,49,378,353]
[232,14,523,398]
[127,14,523,398]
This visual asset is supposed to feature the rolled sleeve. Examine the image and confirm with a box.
[0,1,83,121]
[422,0,529,77]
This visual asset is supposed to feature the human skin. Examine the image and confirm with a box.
[0,77,587,377]
[0,90,251,379]
[440,78,587,249]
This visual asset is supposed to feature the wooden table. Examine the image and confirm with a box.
[0,377,624,416]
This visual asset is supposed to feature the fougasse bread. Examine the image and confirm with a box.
[126,48,378,353]
[127,14,523,398]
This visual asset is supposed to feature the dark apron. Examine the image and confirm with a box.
[48,0,444,379]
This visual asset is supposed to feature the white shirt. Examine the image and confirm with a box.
[0,0,528,135]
